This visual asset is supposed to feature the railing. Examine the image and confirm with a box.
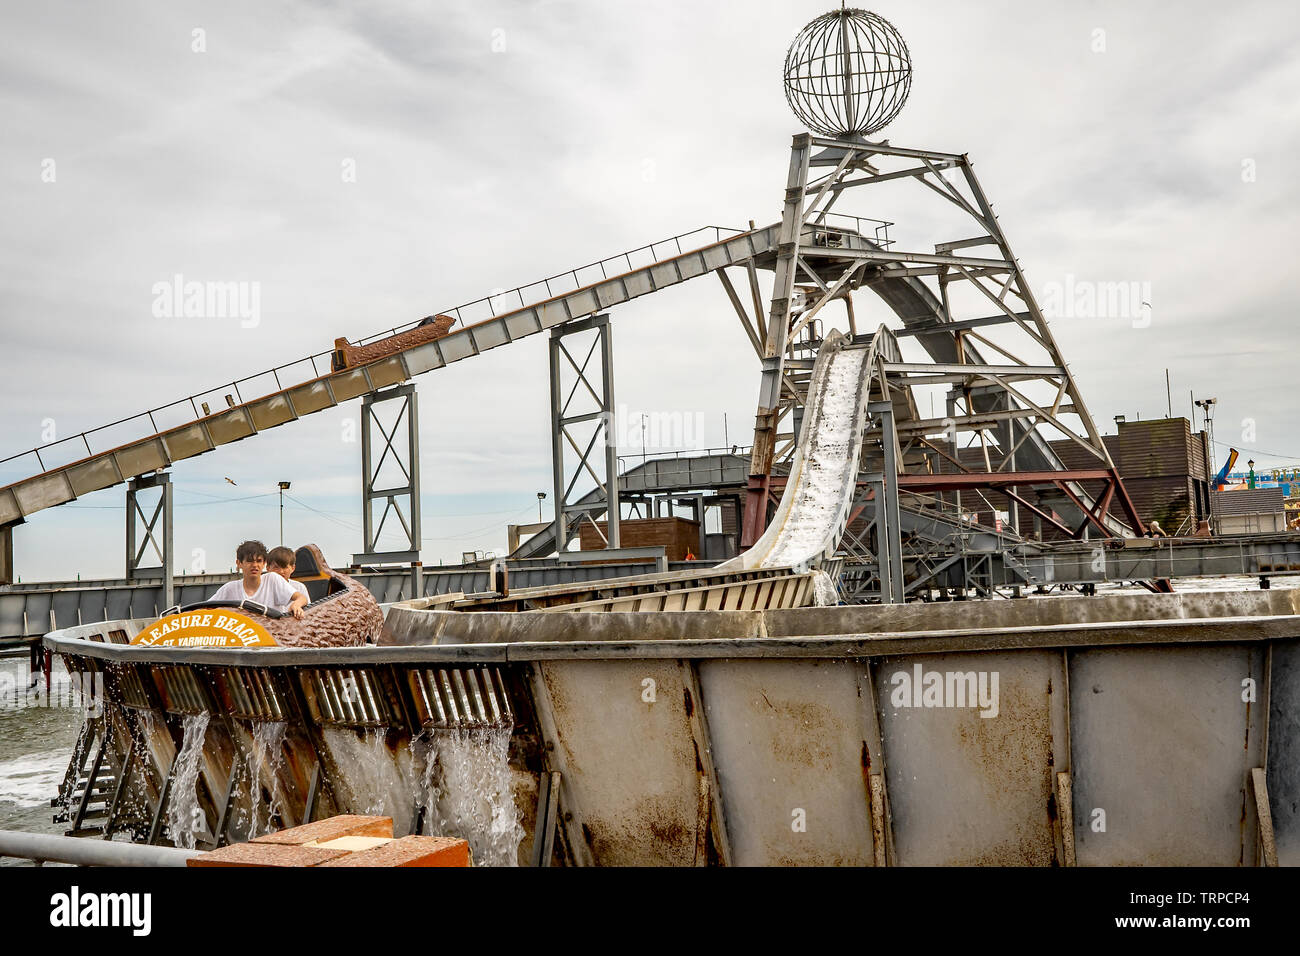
[0,349,334,481]
[806,212,894,249]
[0,225,751,485]
[617,444,751,474]
[350,225,748,347]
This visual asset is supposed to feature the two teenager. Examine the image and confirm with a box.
[209,540,309,619]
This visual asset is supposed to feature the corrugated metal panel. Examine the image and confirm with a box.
[1114,419,1192,479]
[1189,430,1211,481]
[1214,487,1284,516]
[1125,476,1194,529]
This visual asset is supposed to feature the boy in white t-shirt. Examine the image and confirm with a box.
[267,546,311,604]
[209,540,307,619]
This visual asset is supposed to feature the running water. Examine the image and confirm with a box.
[241,720,287,841]
[165,712,210,849]
[762,347,868,568]
[0,656,84,864]
[320,727,417,834]
[422,727,524,867]
[812,569,840,606]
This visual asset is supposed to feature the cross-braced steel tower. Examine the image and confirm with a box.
[740,5,1144,555]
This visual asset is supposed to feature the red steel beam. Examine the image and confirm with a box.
[996,487,1076,538]
[896,469,1113,492]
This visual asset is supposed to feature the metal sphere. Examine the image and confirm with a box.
[783,8,912,138]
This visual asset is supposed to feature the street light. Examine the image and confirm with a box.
[1248,460,1256,490]
[1194,397,1220,533]
[278,481,292,545]
[537,491,546,522]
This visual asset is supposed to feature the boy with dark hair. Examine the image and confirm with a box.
[267,546,310,604]
[209,540,306,619]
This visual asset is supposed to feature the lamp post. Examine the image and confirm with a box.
[278,481,292,545]
[1248,460,1256,490]
[537,491,546,523]
[1195,397,1219,532]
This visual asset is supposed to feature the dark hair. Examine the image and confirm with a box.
[235,540,267,562]
[266,546,296,569]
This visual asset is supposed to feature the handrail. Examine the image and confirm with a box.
[0,225,749,477]
[616,445,752,472]
[350,225,747,347]
[806,212,894,248]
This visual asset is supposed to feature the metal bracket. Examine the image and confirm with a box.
[530,770,562,867]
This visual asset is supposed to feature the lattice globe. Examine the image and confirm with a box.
[783,7,912,138]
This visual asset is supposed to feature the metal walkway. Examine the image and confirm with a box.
[0,224,779,527]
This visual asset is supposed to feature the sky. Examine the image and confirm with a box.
[1,0,1297,581]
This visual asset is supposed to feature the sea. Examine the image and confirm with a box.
[0,653,83,865]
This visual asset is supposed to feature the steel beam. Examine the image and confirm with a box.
[549,315,619,555]
[126,472,173,611]
[869,403,905,604]
[354,384,422,595]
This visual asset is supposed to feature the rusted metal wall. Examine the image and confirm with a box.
[700,660,877,865]
[876,651,1064,865]
[44,590,1300,866]
[1069,645,1266,865]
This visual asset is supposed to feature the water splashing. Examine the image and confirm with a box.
[241,720,287,841]
[812,569,839,606]
[166,712,210,849]
[320,727,417,835]
[422,728,523,867]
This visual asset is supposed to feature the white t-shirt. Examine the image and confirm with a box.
[283,577,310,602]
[209,572,299,612]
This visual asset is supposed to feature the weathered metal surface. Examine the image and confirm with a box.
[699,659,876,865]
[38,591,1300,866]
[1069,645,1266,865]
[1251,767,1279,867]
[875,650,1062,865]
[556,572,814,613]
[532,660,707,866]
[1268,639,1300,866]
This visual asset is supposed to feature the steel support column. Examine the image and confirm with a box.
[742,133,813,546]
[549,314,620,554]
[0,522,14,585]
[353,384,422,596]
[126,472,173,610]
[870,402,905,603]
[864,475,893,602]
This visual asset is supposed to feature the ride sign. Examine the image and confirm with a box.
[131,610,277,648]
